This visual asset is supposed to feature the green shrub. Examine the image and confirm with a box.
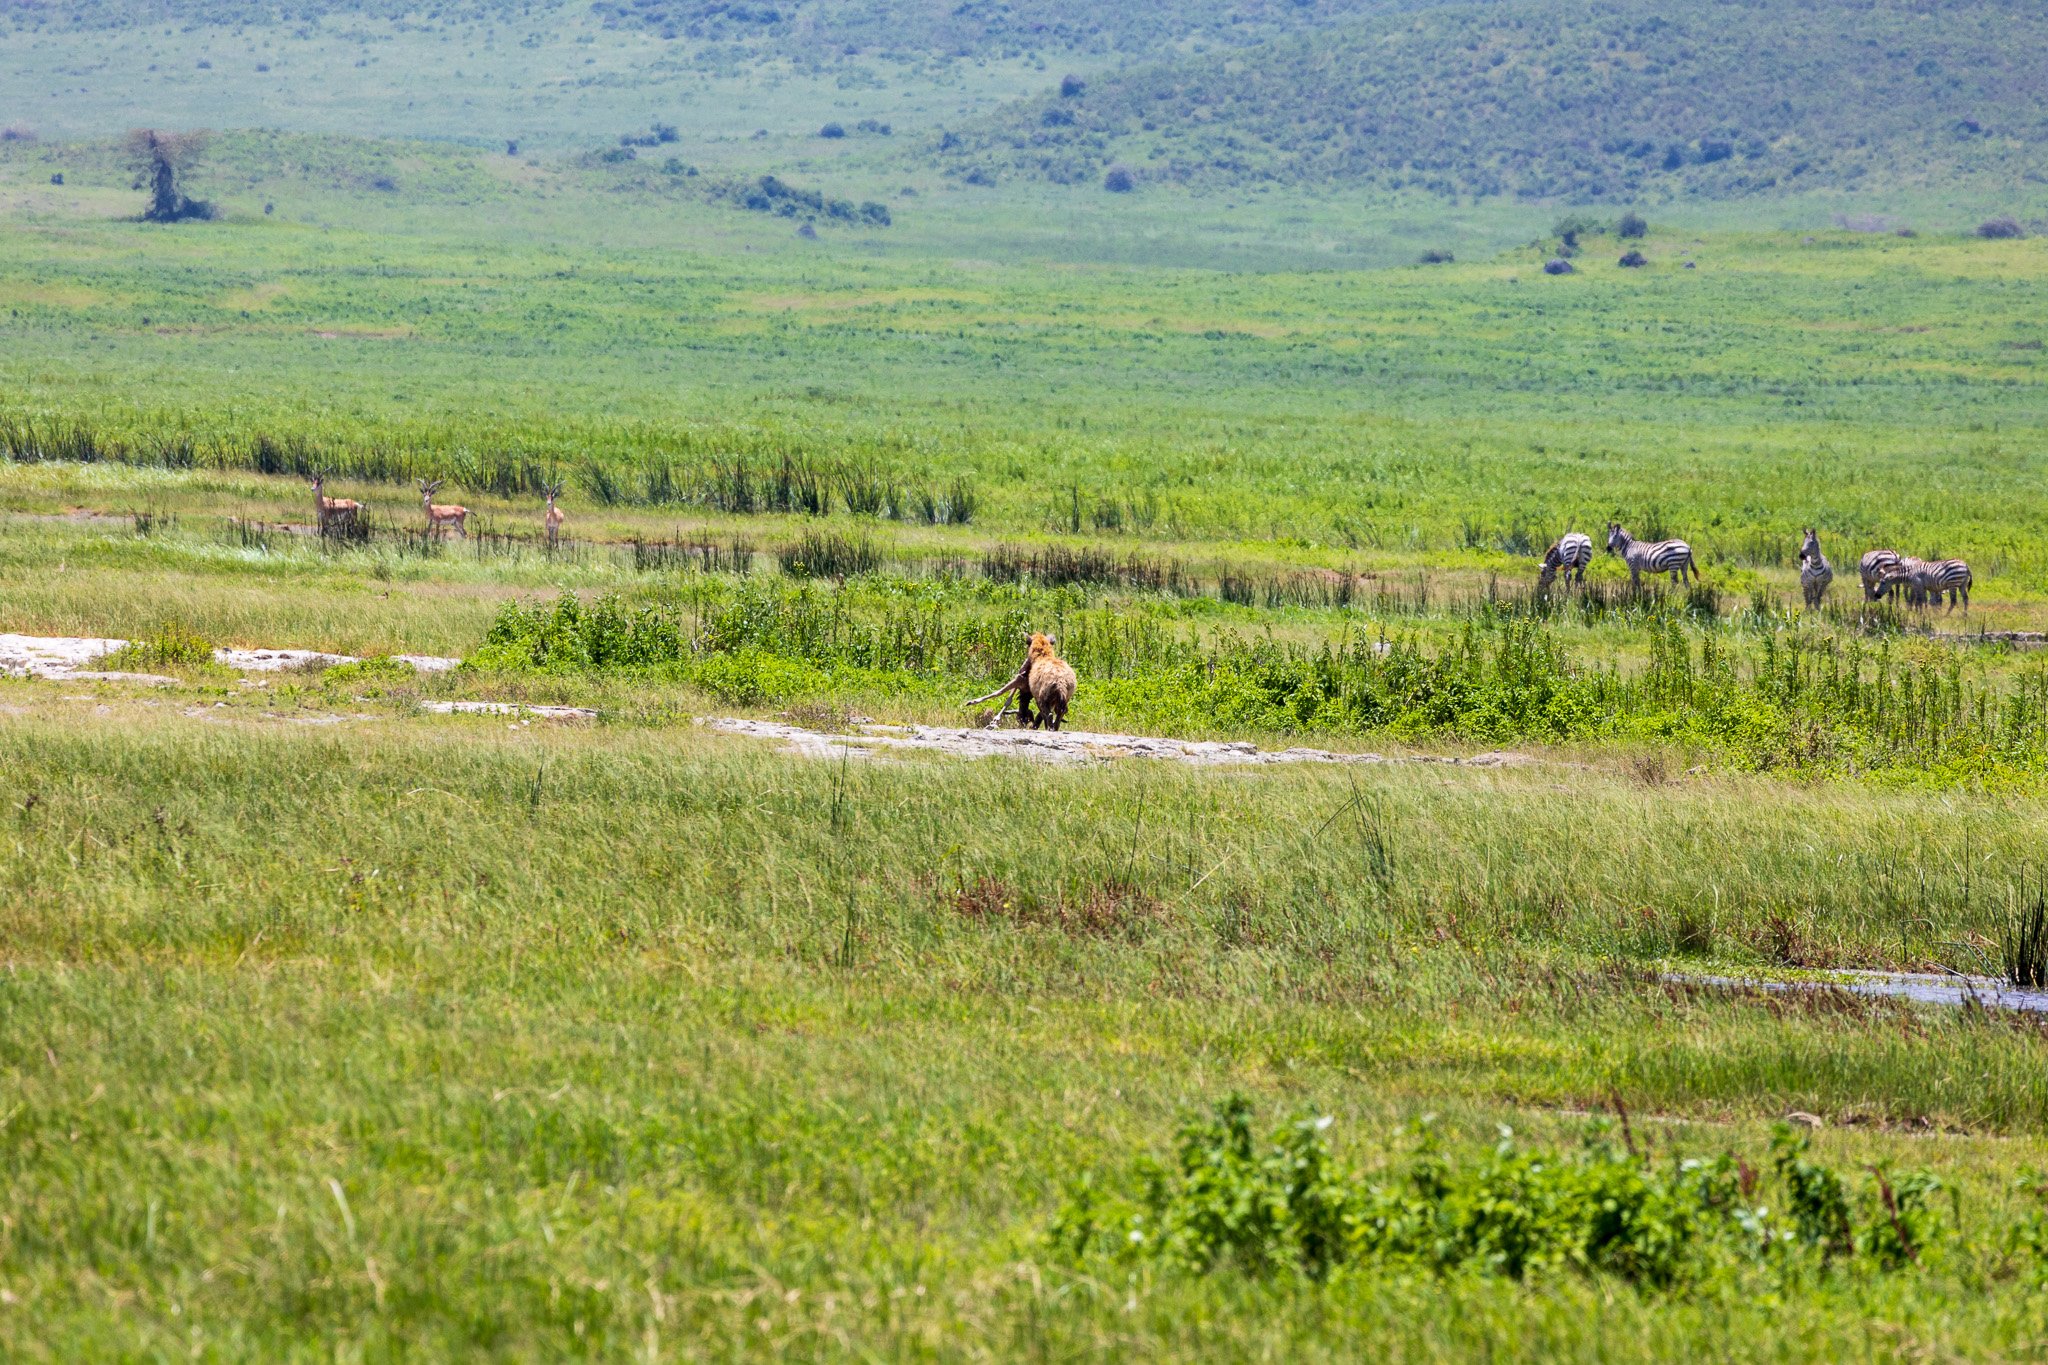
[1055,1101,1957,1291]
[321,656,419,693]
[99,622,217,671]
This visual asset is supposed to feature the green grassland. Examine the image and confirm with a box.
[7,694,2048,1358]
[6,19,2048,1349]
[3,139,2045,577]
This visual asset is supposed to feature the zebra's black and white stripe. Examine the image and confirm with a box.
[1876,557,1973,611]
[1859,548,1904,601]
[1538,531,1593,588]
[1798,528,1834,608]
[1605,523,1697,587]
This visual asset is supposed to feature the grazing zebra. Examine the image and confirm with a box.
[1797,528,1834,608]
[1876,557,1972,611]
[1537,531,1594,589]
[1859,548,1905,601]
[1605,523,1697,588]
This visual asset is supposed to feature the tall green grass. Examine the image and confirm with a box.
[471,583,2048,782]
[3,712,2048,1356]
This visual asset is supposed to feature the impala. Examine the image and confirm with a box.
[419,479,469,538]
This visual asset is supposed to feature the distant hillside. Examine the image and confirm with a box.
[5,0,529,25]
[20,0,1416,62]
[586,0,1411,60]
[939,0,2048,200]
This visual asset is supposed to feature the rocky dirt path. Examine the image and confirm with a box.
[702,717,1534,769]
[0,632,460,682]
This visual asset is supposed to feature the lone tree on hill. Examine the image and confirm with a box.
[125,128,214,222]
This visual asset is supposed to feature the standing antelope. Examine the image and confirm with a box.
[1859,548,1906,601]
[1537,531,1593,590]
[1605,523,1697,588]
[543,482,565,550]
[309,472,360,534]
[1797,528,1834,607]
[1875,557,1972,611]
[419,479,468,538]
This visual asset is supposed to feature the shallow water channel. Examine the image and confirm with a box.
[1668,970,2048,1014]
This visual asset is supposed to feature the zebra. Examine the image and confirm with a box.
[1605,523,1697,588]
[1537,531,1594,590]
[1875,557,1972,611]
[1797,528,1834,608]
[1858,548,1905,601]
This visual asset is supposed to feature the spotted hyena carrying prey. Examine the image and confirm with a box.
[962,632,1077,731]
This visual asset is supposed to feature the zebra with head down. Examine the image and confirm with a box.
[1537,531,1593,590]
[1874,557,1973,611]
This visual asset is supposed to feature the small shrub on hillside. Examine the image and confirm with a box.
[1978,216,2025,240]
[1543,257,1575,275]
[1618,211,1649,239]
[818,122,846,139]
[1418,248,1454,264]
[1060,74,1086,97]
[1103,164,1136,193]
[1619,249,1648,268]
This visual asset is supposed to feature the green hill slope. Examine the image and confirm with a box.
[584,0,1408,59]
[20,0,1415,62]
[940,0,2048,201]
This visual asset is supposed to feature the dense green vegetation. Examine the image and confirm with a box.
[952,0,2048,200]
[6,1,2048,1348]
[472,583,2048,785]
[1058,1099,1970,1287]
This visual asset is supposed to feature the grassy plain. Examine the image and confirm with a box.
[4,117,2048,1357]
[4,702,2048,1358]
[2,146,2047,586]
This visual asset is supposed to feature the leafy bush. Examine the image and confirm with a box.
[1619,249,1648,268]
[99,622,217,672]
[1977,216,2025,239]
[1418,248,1454,264]
[1543,258,1575,275]
[1618,211,1649,239]
[1054,1101,1957,1290]
[819,122,846,139]
[1060,74,1086,97]
[1103,164,1135,193]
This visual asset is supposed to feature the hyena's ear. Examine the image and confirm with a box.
[1020,631,1033,646]
[1045,634,1056,649]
